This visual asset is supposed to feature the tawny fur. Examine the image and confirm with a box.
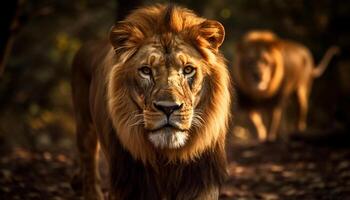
[234,30,339,141]
[71,4,231,200]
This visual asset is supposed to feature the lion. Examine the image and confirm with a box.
[233,30,339,142]
[71,4,231,200]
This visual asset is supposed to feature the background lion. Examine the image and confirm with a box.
[71,4,231,200]
[234,30,339,142]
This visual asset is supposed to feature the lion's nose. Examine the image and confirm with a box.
[153,101,183,116]
[252,71,261,82]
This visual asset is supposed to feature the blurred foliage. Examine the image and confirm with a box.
[0,0,115,152]
[0,0,349,152]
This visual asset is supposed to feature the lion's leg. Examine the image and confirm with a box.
[75,124,103,200]
[249,110,267,142]
[268,104,283,141]
[297,86,309,132]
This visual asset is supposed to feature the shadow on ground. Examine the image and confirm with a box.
[0,131,350,200]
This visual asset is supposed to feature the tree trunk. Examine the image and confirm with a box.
[0,0,19,76]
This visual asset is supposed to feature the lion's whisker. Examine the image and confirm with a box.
[130,119,144,127]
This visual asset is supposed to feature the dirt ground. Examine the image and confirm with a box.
[1,134,350,200]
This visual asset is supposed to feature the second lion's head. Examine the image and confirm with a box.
[234,31,284,99]
[106,4,231,164]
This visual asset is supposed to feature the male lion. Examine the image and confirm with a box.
[234,30,339,141]
[71,4,231,200]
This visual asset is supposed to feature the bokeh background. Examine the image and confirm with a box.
[0,0,349,199]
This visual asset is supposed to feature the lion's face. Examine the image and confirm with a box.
[127,36,207,149]
[238,47,275,92]
[106,5,231,164]
[235,32,284,98]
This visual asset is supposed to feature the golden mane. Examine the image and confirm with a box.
[243,30,278,43]
[106,4,231,165]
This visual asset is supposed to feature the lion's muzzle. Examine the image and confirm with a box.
[144,100,193,149]
[153,101,183,117]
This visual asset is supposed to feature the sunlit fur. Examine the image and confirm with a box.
[106,4,231,165]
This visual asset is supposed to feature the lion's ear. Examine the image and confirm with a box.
[198,20,225,50]
[109,22,144,53]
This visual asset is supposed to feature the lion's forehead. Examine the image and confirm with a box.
[243,47,272,61]
[137,39,202,68]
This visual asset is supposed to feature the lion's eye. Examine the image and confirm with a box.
[183,65,196,77]
[139,66,152,78]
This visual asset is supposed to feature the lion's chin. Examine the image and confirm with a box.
[148,127,188,149]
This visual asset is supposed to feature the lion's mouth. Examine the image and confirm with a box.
[149,123,186,133]
[257,81,268,90]
[148,126,189,149]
